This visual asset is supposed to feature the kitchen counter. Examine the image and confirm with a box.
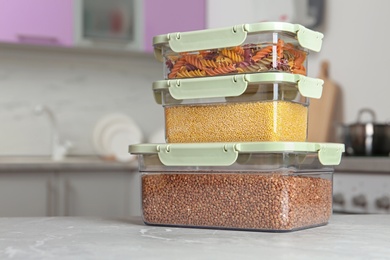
[0,156,138,172]
[0,215,389,259]
[336,156,390,173]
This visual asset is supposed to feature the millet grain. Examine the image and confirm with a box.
[165,101,308,143]
[142,173,332,231]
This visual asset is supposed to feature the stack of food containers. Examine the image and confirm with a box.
[129,22,345,232]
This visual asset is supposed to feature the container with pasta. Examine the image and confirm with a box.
[129,142,344,232]
[153,72,323,143]
[153,22,324,79]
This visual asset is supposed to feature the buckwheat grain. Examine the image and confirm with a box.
[142,173,332,231]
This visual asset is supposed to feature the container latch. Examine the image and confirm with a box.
[157,143,239,166]
[297,76,324,99]
[168,25,247,52]
[317,143,345,165]
[168,75,248,99]
[296,25,324,52]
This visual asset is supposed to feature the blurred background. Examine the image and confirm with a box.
[0,0,389,217]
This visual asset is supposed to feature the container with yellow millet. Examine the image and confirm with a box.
[153,72,324,143]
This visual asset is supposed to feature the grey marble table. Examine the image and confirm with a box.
[0,215,389,260]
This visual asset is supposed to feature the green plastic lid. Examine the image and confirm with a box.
[129,142,345,166]
[152,72,324,104]
[153,22,324,62]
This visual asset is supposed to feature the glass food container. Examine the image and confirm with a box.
[153,72,324,143]
[129,142,345,232]
[153,22,324,79]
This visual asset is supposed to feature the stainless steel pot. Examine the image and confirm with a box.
[341,108,390,156]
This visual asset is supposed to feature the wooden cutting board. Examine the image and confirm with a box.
[307,60,343,142]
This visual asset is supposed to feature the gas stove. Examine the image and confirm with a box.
[333,157,390,214]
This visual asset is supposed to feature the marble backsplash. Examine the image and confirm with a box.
[0,44,164,156]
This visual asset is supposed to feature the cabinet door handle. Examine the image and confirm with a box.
[64,178,72,216]
[46,178,53,216]
[47,175,58,216]
[17,34,59,45]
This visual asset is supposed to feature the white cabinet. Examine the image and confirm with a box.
[206,0,323,30]
[57,171,134,218]
[0,170,139,218]
[0,172,55,217]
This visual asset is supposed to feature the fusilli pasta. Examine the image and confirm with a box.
[165,39,307,78]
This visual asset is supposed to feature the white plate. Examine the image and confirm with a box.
[102,122,143,162]
[92,113,134,157]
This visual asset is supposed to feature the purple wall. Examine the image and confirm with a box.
[144,0,205,52]
[0,0,73,46]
